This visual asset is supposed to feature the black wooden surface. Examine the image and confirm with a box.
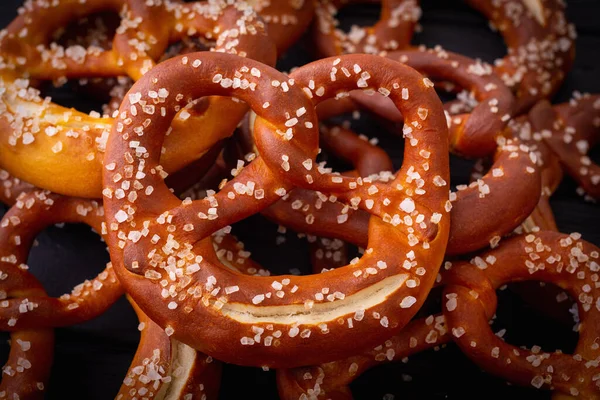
[0,1,599,399]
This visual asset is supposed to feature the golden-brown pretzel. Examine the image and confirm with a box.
[313,0,421,57]
[117,297,222,400]
[0,190,123,332]
[466,0,576,113]
[0,189,116,399]
[541,93,600,200]
[259,51,539,256]
[0,1,276,198]
[443,231,600,398]
[0,214,53,400]
[349,47,516,157]
[102,52,450,367]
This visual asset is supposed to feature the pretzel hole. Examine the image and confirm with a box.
[416,2,506,64]
[27,223,109,301]
[226,215,312,276]
[335,3,382,30]
[47,11,122,104]
[53,11,120,51]
[491,283,578,354]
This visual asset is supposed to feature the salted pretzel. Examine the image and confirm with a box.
[260,50,540,256]
[117,297,222,400]
[466,0,575,113]
[277,231,600,399]
[314,0,574,114]
[0,190,119,399]
[102,52,450,367]
[0,190,123,332]
[443,231,600,398]
[348,47,516,157]
[0,1,276,198]
[313,0,421,57]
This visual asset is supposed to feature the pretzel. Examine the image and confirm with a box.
[315,0,574,114]
[0,1,276,198]
[0,190,123,332]
[0,210,53,400]
[0,190,115,399]
[443,231,600,398]
[260,52,538,256]
[466,0,576,113]
[349,47,516,157]
[117,297,222,400]
[313,0,421,57]
[102,52,450,367]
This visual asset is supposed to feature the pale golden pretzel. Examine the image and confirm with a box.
[0,1,276,198]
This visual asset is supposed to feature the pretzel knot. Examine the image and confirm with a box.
[313,0,421,57]
[443,231,600,398]
[0,1,276,198]
[103,52,449,368]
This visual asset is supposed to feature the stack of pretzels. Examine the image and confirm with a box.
[0,0,598,399]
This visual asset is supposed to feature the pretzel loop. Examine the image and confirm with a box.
[313,0,420,57]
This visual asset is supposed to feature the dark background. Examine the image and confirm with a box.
[0,0,599,399]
